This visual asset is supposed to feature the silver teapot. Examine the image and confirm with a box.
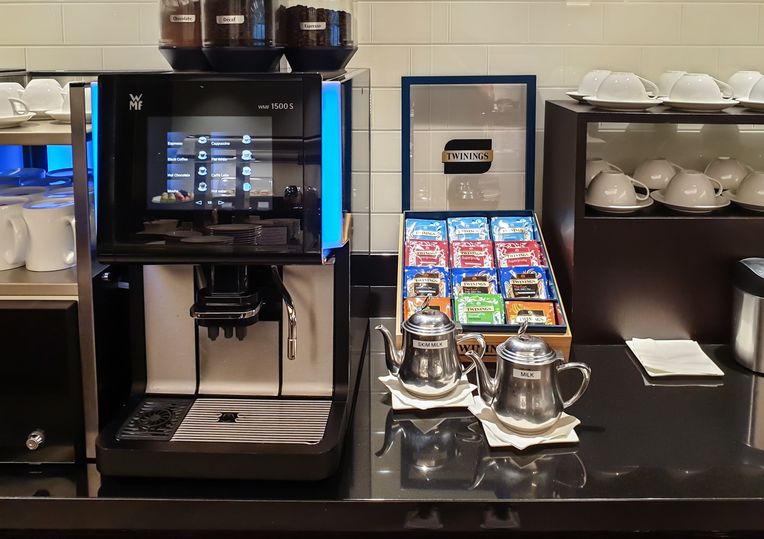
[470,325,591,433]
[376,300,486,398]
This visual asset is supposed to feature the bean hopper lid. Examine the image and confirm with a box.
[402,297,455,336]
[496,324,558,365]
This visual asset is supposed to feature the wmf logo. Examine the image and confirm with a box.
[441,139,493,175]
[129,94,143,111]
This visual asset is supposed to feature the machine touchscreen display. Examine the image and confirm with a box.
[147,116,274,211]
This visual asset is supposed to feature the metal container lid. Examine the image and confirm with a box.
[496,329,558,365]
[735,258,764,298]
[402,306,456,336]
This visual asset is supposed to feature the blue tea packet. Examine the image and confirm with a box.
[500,266,550,299]
[447,217,490,241]
[405,219,447,241]
[491,216,536,242]
[452,268,498,295]
[404,266,450,298]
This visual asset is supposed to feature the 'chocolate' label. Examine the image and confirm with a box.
[170,14,196,22]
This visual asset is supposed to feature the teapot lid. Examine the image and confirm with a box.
[402,297,456,336]
[496,324,558,364]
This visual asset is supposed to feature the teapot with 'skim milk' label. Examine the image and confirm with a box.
[376,298,486,399]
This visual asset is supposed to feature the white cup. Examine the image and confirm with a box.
[669,73,734,103]
[704,157,752,191]
[0,200,29,271]
[585,158,622,188]
[577,69,612,96]
[747,77,764,103]
[20,79,63,113]
[22,198,76,272]
[728,71,763,99]
[595,72,660,102]
[657,71,686,97]
[587,171,650,207]
[735,171,764,206]
[61,82,92,114]
[664,170,724,207]
[0,94,29,117]
[0,186,48,200]
[633,158,682,191]
[0,82,23,97]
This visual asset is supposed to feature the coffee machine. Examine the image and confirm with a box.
[93,70,370,480]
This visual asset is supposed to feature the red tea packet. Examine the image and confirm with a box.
[495,241,543,268]
[450,240,495,268]
[404,240,449,267]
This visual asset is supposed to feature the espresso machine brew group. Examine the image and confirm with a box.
[93,71,370,480]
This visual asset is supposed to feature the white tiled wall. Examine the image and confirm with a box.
[1,0,763,252]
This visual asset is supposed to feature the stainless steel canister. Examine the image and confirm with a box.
[732,258,764,374]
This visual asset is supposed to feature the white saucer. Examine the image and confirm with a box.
[0,113,35,128]
[737,99,764,111]
[723,191,764,213]
[662,99,738,112]
[651,190,730,213]
[585,196,653,214]
[584,97,663,111]
[29,109,53,120]
[566,91,590,103]
[45,109,91,124]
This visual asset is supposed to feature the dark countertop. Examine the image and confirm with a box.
[3,320,764,533]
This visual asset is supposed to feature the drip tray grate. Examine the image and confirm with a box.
[171,398,332,445]
[117,398,193,441]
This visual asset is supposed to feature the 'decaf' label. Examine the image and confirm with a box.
[217,15,245,24]
[512,368,541,380]
[441,139,493,175]
[413,339,449,350]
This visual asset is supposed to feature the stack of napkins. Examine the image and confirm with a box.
[378,374,476,411]
[626,338,724,377]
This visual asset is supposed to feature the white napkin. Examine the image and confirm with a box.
[378,374,476,411]
[468,396,580,450]
[626,338,724,378]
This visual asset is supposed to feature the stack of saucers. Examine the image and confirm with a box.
[206,223,261,245]
[255,224,288,246]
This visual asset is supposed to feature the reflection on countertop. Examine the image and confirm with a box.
[3,318,764,532]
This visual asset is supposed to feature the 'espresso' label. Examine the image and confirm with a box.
[217,15,245,24]
[170,14,196,23]
[413,339,449,350]
[513,368,541,380]
[300,21,327,31]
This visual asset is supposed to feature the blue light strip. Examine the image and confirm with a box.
[0,145,22,171]
[321,80,343,257]
[91,82,99,225]
[46,145,72,170]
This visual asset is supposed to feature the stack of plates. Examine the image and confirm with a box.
[256,225,288,246]
[206,223,261,245]
[180,235,233,245]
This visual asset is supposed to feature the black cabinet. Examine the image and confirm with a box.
[0,300,83,463]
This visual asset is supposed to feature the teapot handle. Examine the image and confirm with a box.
[457,332,486,374]
[556,362,591,409]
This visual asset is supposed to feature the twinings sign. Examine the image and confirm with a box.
[442,139,493,174]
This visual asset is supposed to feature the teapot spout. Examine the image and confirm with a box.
[468,350,497,406]
[375,324,403,375]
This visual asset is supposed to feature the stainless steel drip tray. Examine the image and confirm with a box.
[117,397,331,445]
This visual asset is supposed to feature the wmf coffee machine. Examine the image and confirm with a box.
[93,70,370,480]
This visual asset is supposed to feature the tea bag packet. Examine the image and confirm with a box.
[495,241,543,268]
[447,217,490,241]
[505,300,556,326]
[491,216,536,242]
[454,294,505,325]
[403,266,450,298]
[405,218,447,242]
[452,268,498,295]
[500,266,550,300]
[451,240,495,268]
[404,240,449,267]
[403,296,453,320]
